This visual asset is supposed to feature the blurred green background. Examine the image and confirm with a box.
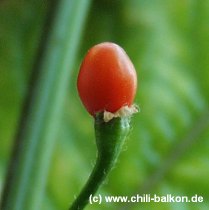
[0,0,209,210]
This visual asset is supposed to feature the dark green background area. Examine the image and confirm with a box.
[0,1,209,210]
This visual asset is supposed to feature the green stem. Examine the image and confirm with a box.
[0,1,91,210]
[69,113,130,210]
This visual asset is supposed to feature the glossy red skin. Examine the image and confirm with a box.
[77,42,137,116]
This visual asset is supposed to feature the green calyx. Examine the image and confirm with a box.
[69,113,131,210]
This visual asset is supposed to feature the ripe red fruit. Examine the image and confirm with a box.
[77,42,137,116]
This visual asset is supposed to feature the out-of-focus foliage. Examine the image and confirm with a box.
[0,0,209,210]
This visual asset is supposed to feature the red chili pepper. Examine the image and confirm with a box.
[71,42,138,210]
[77,42,137,116]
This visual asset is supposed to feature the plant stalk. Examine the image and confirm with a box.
[69,113,130,210]
[0,1,91,210]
